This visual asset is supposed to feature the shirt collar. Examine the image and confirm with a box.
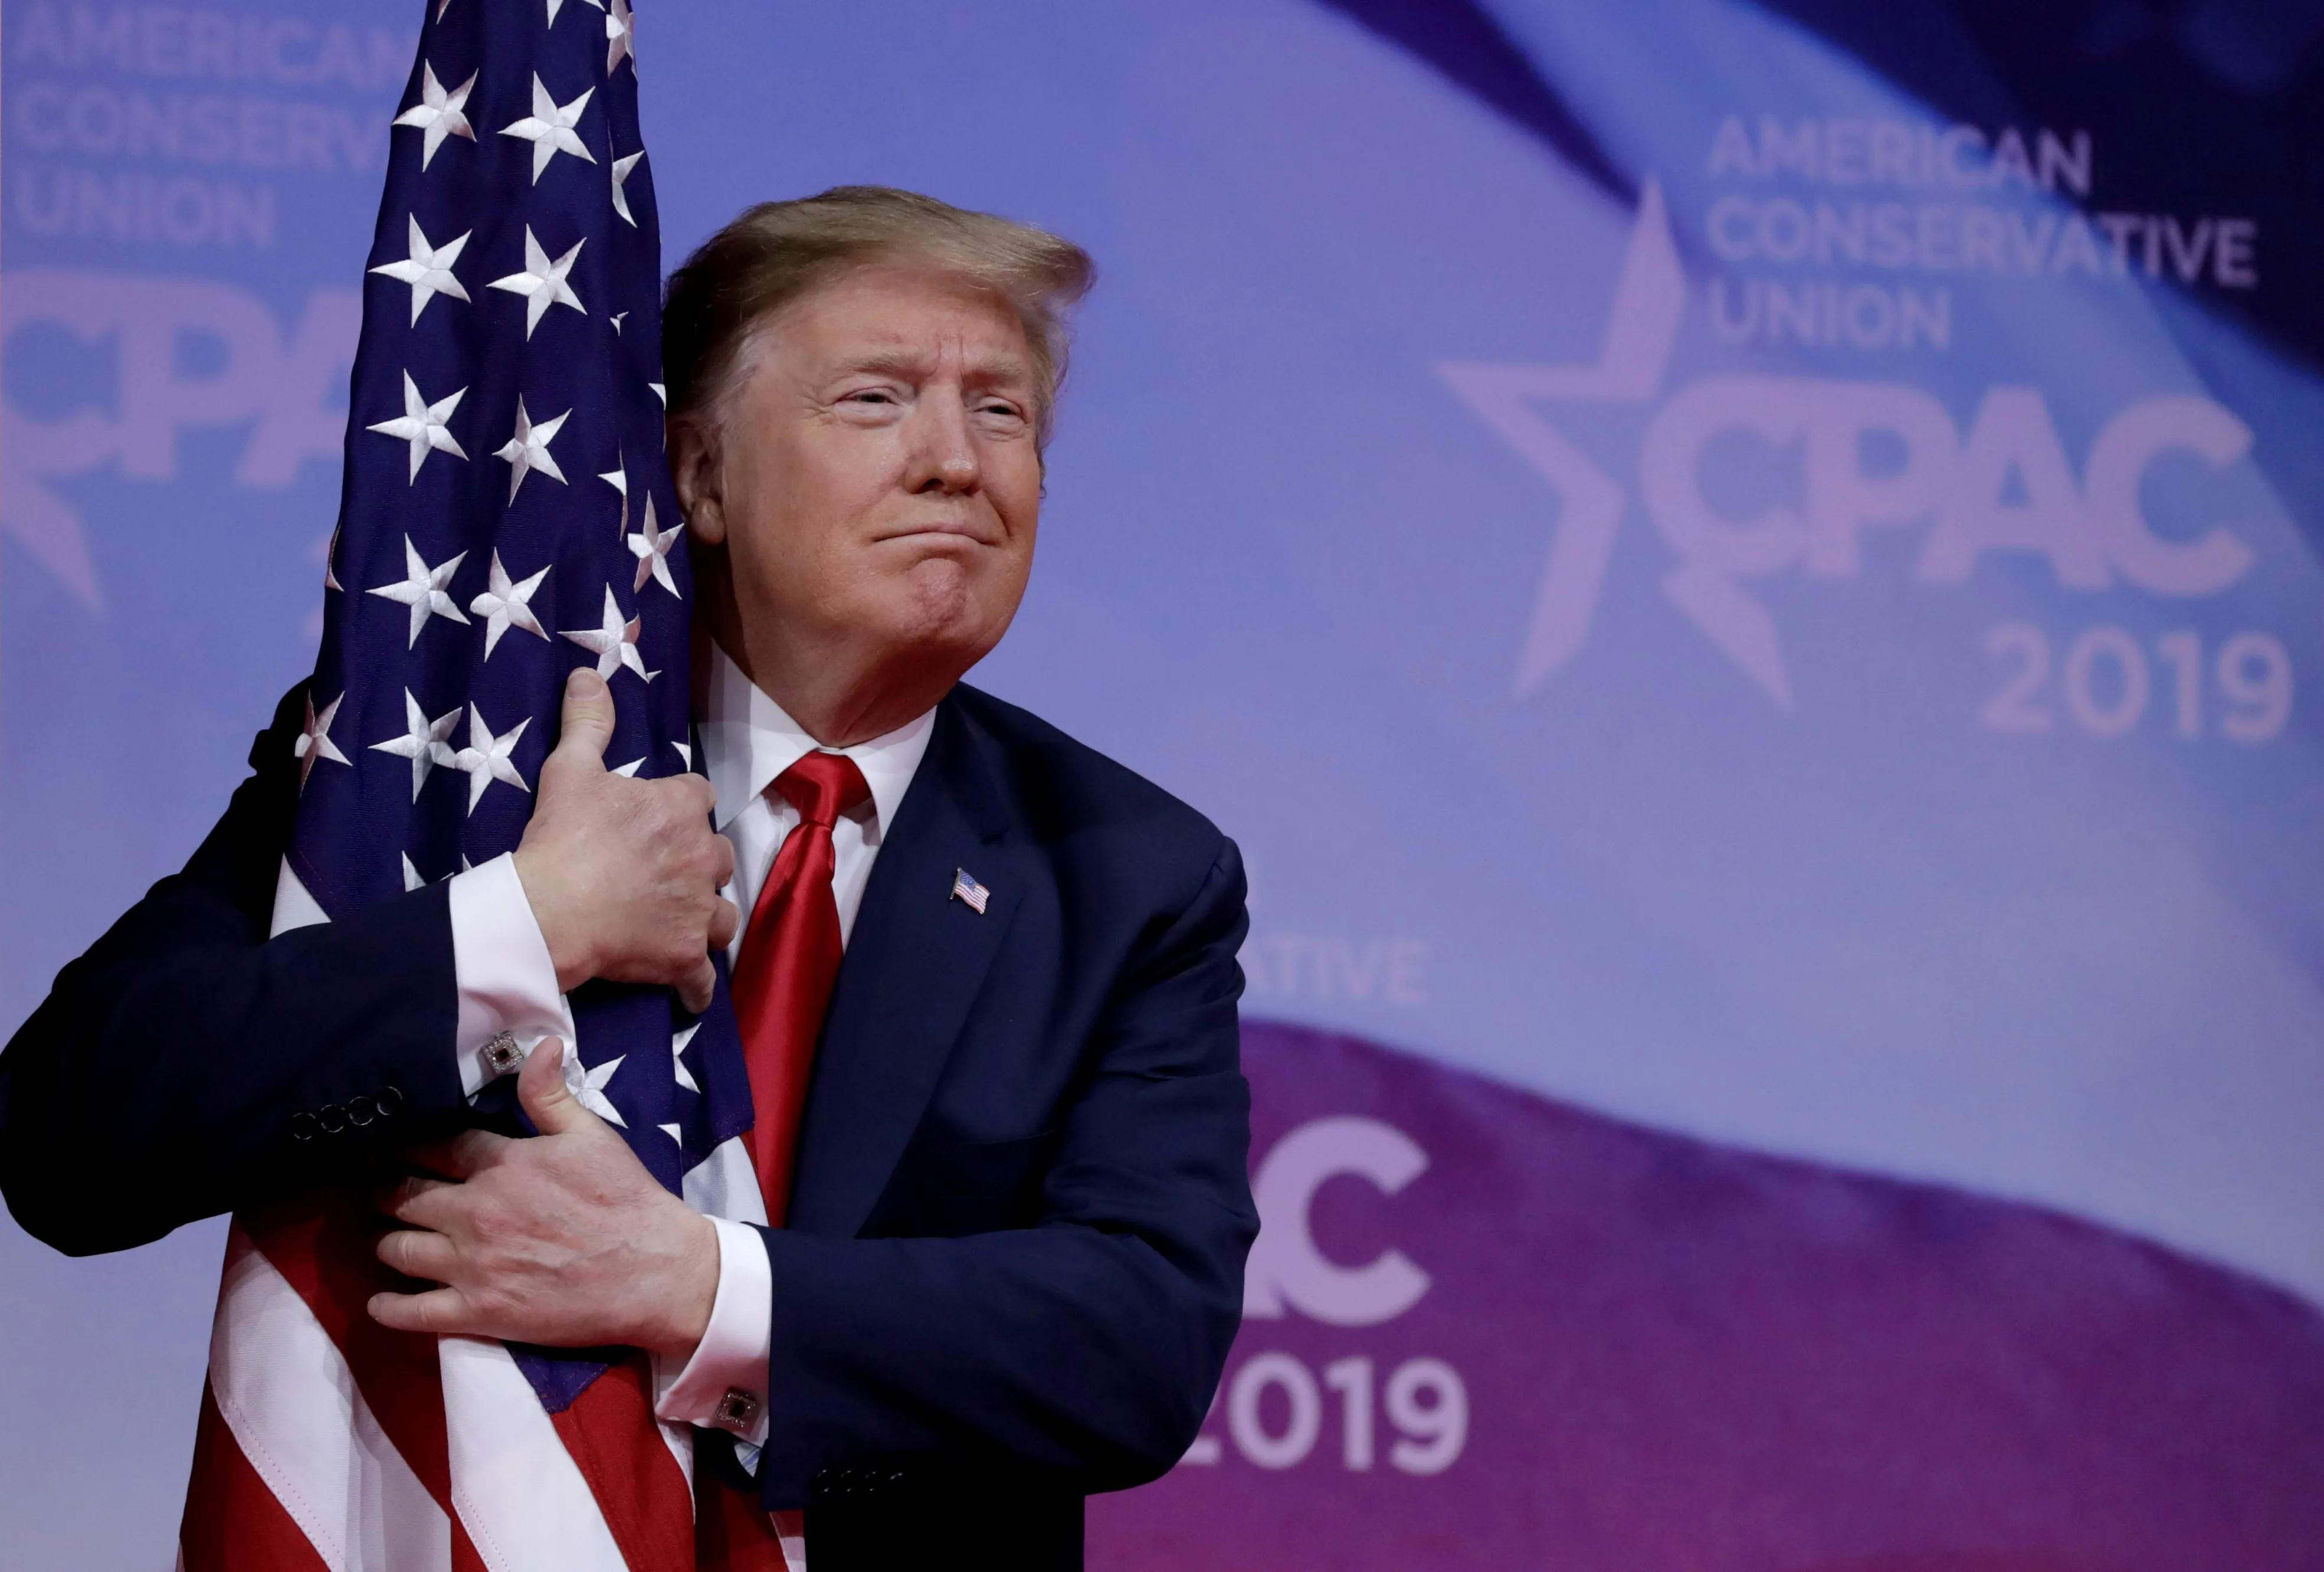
[697,641,936,836]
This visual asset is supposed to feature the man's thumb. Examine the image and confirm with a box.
[550,667,615,772]
[517,1037,594,1138]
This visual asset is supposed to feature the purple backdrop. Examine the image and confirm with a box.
[1093,1023,2324,1568]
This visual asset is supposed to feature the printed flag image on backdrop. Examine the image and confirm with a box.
[3,1,2323,1568]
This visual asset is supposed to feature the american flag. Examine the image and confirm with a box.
[950,867,991,915]
[178,2,766,1567]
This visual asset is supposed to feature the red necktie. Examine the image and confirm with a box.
[727,751,871,1224]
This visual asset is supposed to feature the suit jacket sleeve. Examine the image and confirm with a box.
[750,836,1256,1505]
[0,683,469,1256]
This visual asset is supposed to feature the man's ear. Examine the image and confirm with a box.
[668,417,725,545]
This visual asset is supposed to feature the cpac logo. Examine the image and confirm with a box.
[2,268,358,607]
[1243,1115,1431,1327]
[1440,182,2258,707]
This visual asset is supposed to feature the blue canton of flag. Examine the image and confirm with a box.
[282,0,752,1407]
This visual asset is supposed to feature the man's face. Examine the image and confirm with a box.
[683,262,1044,697]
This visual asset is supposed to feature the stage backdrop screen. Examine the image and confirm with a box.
[4,1,2320,1566]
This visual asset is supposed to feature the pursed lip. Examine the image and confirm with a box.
[872,520,1001,547]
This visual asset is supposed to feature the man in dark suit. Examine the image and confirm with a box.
[0,186,1256,1569]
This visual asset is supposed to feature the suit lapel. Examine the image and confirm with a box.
[786,696,1021,1237]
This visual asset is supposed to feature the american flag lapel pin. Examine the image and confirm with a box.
[950,867,991,915]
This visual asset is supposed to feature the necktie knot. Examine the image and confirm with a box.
[773,751,870,831]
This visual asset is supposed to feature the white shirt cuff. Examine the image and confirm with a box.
[445,852,573,1099]
[653,1216,773,1449]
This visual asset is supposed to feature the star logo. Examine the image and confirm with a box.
[295,691,352,791]
[450,704,531,813]
[1435,179,1718,698]
[610,149,644,227]
[469,550,552,657]
[561,584,654,683]
[627,494,681,597]
[367,536,471,647]
[4,463,101,608]
[369,215,472,326]
[367,372,469,483]
[487,227,586,339]
[500,74,597,184]
[495,397,571,502]
[671,1023,700,1094]
[392,63,477,171]
[369,688,463,800]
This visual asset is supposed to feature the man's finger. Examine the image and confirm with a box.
[678,956,717,1016]
[518,1037,596,1138]
[403,1128,507,1181]
[545,667,615,780]
[376,1227,460,1284]
[685,772,719,819]
[368,1285,476,1336]
[708,895,740,954]
[378,1173,458,1228]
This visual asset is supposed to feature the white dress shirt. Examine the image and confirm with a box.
[441,642,935,1459]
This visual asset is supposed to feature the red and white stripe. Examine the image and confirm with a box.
[176,866,798,1571]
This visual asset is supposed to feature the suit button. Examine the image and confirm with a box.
[317,1103,348,1134]
[346,1095,377,1127]
[377,1085,404,1116]
[289,1112,319,1142]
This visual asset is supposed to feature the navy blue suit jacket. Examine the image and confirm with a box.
[0,678,1257,1570]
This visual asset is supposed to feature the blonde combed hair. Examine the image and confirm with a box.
[661,185,1096,444]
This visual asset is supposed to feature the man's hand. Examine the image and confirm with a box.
[514,667,737,1012]
[369,1039,720,1357]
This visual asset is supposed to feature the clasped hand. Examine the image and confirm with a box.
[368,670,733,1353]
[368,1037,719,1357]
[514,667,739,1013]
